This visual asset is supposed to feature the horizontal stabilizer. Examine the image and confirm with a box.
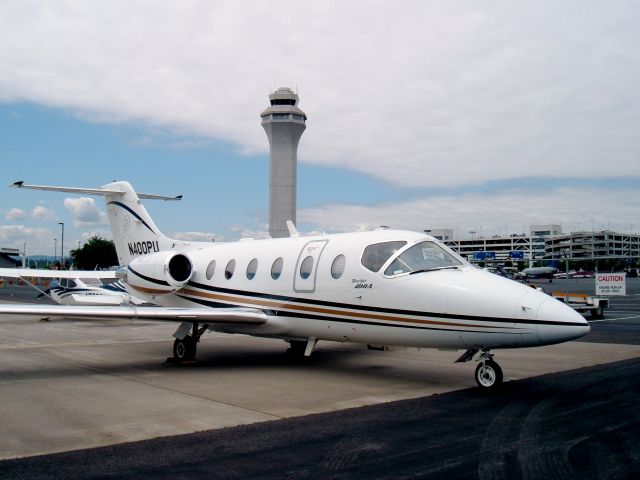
[10,181,182,201]
[0,304,267,325]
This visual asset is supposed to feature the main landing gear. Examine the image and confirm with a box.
[456,348,504,390]
[285,337,318,359]
[172,322,207,363]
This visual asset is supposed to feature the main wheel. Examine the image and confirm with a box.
[286,340,307,358]
[173,336,197,362]
[475,359,503,389]
[590,305,604,320]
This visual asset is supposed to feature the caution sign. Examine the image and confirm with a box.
[596,273,626,296]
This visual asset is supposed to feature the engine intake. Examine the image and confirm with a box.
[127,251,193,296]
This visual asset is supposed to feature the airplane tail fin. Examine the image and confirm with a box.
[102,181,181,264]
[11,181,191,265]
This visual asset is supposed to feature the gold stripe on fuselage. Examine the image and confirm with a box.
[179,288,517,331]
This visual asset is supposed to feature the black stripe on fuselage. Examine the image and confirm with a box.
[176,294,522,334]
[107,201,156,235]
[128,266,170,287]
[185,280,585,328]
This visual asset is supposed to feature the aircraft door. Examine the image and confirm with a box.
[294,240,329,293]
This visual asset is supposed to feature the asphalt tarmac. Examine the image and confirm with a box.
[1,277,639,478]
[1,358,639,479]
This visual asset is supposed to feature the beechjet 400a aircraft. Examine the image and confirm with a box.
[1,181,590,389]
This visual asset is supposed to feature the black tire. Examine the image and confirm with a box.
[286,340,307,358]
[590,305,604,320]
[173,336,197,362]
[475,360,503,389]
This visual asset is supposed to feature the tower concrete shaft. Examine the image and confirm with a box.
[261,87,306,238]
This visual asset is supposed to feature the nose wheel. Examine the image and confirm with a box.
[474,352,503,389]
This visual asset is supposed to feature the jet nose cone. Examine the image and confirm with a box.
[537,298,590,344]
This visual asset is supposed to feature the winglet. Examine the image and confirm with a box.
[286,220,300,237]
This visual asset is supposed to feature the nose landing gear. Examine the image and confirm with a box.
[456,348,504,390]
[475,355,503,389]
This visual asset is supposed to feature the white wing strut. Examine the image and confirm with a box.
[0,305,267,325]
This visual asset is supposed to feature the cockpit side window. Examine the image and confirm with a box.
[67,280,77,288]
[361,241,407,272]
[384,241,462,276]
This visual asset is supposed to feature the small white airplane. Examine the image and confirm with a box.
[0,180,590,389]
[0,267,145,306]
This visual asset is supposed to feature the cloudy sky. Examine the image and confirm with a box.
[0,0,638,256]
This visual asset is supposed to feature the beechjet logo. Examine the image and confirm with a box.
[128,241,160,256]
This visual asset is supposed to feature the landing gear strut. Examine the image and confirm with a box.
[172,323,207,363]
[286,337,318,359]
[456,348,504,390]
[474,350,503,390]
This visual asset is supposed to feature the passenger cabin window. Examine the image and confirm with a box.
[271,257,284,280]
[361,241,407,272]
[206,260,216,280]
[384,241,462,276]
[225,260,236,280]
[331,255,346,279]
[300,256,314,279]
[59,278,68,287]
[246,258,258,280]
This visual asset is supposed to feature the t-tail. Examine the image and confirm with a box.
[102,181,184,264]
[10,180,194,264]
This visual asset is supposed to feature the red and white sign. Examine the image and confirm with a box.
[596,273,626,296]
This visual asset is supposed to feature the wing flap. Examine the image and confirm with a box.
[0,304,267,324]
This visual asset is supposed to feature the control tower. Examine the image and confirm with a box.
[260,87,307,238]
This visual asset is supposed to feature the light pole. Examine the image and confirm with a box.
[58,222,65,269]
[54,238,57,267]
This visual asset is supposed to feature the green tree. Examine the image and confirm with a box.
[71,236,118,270]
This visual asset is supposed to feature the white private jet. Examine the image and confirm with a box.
[1,180,590,389]
[0,268,145,306]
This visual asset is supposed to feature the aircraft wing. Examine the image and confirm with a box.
[0,268,117,280]
[0,304,267,325]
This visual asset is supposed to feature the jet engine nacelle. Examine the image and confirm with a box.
[125,251,193,295]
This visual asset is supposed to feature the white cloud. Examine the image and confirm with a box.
[4,208,26,220]
[300,186,640,238]
[63,197,107,227]
[30,205,57,221]
[170,231,221,242]
[0,1,638,187]
[0,224,54,255]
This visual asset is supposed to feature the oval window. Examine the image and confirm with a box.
[246,258,258,280]
[205,260,216,280]
[300,256,314,280]
[225,259,236,280]
[271,257,284,280]
[331,254,346,279]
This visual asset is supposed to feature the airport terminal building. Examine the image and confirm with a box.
[439,225,640,265]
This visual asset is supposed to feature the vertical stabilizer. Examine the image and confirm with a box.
[102,181,175,264]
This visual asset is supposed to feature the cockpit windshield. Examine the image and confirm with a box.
[384,241,462,276]
[361,241,407,272]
